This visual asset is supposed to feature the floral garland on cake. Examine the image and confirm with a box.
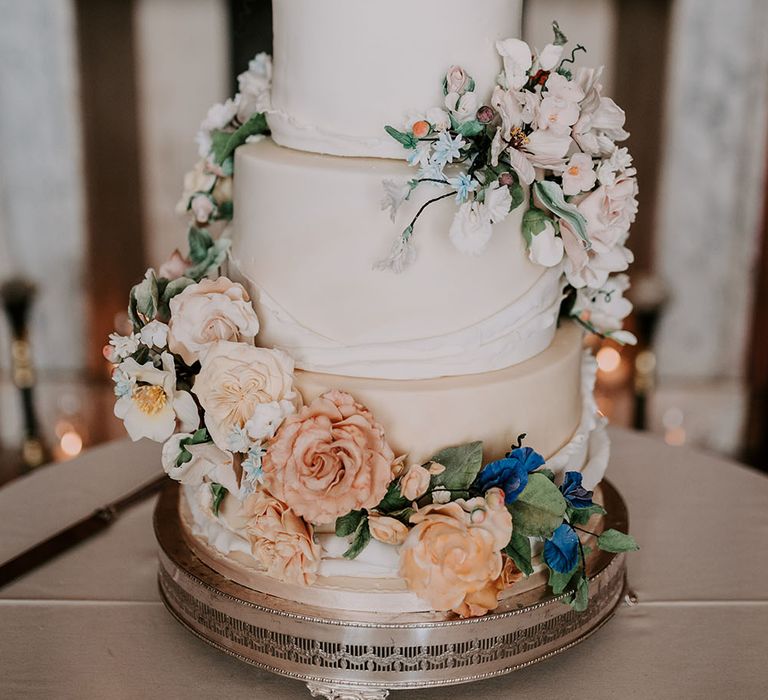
[106,32,637,619]
[379,22,637,346]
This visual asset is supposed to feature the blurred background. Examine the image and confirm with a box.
[0,0,767,481]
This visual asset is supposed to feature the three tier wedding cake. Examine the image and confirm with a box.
[109,0,638,622]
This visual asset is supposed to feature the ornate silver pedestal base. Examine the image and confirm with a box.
[154,481,628,697]
[306,681,389,700]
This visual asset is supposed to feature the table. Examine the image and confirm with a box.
[1,428,767,699]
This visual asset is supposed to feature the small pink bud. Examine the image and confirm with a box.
[498,172,515,187]
[476,105,495,124]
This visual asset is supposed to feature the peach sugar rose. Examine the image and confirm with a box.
[168,277,260,365]
[262,391,395,525]
[192,340,300,450]
[399,488,514,617]
[243,488,321,586]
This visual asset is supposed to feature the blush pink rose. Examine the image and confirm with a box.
[399,464,431,501]
[243,488,321,586]
[262,391,395,525]
[168,277,260,365]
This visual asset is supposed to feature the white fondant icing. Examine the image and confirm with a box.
[183,483,251,556]
[231,261,565,380]
[270,0,522,157]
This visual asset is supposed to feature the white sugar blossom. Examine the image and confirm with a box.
[538,74,583,137]
[444,90,478,124]
[483,182,513,224]
[572,67,629,156]
[190,195,214,223]
[496,38,533,90]
[245,399,296,441]
[114,352,199,443]
[528,219,564,268]
[596,146,634,186]
[225,425,251,453]
[449,201,493,255]
[562,153,597,195]
[524,129,572,168]
[573,274,633,330]
[426,107,451,131]
[236,52,272,121]
[176,159,217,214]
[375,230,417,273]
[195,96,240,157]
[161,435,239,494]
[139,320,169,349]
[381,179,413,222]
[538,43,564,71]
[106,332,139,363]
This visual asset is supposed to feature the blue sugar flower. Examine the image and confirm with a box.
[473,446,545,504]
[431,131,465,166]
[447,172,478,203]
[560,471,594,509]
[544,523,580,573]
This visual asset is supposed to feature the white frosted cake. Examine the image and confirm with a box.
[110,0,638,620]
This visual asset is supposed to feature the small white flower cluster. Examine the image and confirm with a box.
[178,53,272,227]
[380,24,637,343]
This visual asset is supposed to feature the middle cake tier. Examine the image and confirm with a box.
[230,139,564,380]
[294,321,586,465]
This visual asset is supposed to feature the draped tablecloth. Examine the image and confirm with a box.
[1,428,766,699]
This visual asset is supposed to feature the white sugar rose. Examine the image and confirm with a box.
[445,91,478,124]
[496,38,532,90]
[578,176,638,255]
[449,201,493,255]
[168,277,260,365]
[192,341,300,451]
[445,65,470,94]
[114,352,199,442]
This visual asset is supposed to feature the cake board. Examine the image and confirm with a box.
[154,481,629,699]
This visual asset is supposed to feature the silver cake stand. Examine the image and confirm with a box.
[154,482,629,700]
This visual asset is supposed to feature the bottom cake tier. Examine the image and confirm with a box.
[154,480,629,698]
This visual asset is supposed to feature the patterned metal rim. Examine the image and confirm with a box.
[158,570,625,691]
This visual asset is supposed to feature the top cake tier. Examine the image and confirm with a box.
[268,0,523,158]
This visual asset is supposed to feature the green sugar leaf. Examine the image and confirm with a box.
[428,441,484,496]
[210,482,227,517]
[534,180,589,242]
[567,503,607,526]
[521,206,552,246]
[335,510,365,538]
[597,529,639,553]
[509,473,567,538]
[572,574,590,612]
[377,480,410,513]
[455,119,484,138]
[210,112,269,164]
[343,517,371,560]
[384,125,418,150]
[548,561,579,595]
[504,530,533,576]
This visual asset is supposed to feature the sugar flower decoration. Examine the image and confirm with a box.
[168,277,260,365]
[473,446,546,505]
[262,391,394,525]
[243,488,321,586]
[192,341,300,451]
[114,352,199,442]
